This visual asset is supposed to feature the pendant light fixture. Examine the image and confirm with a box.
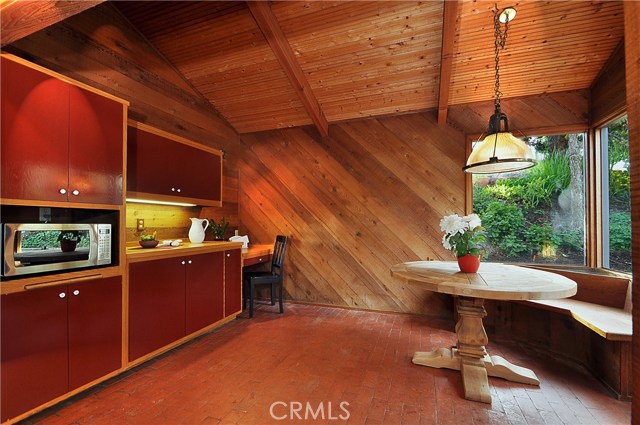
[463,6,535,174]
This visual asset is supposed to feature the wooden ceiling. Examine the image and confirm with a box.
[2,1,625,136]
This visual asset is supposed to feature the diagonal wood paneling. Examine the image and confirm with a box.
[238,112,466,317]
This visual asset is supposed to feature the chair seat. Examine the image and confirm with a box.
[245,272,279,284]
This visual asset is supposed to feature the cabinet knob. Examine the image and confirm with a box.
[73,290,80,296]
[59,292,66,298]
[181,260,186,265]
[171,187,181,192]
[71,189,80,196]
[177,188,181,193]
[59,188,67,195]
[227,253,231,257]
[188,260,192,264]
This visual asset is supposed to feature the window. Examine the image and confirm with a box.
[472,133,586,266]
[601,116,631,272]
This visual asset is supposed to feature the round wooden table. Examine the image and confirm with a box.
[390,261,577,404]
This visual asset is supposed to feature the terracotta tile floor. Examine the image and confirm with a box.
[23,303,631,425]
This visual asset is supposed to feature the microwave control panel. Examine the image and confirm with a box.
[97,224,112,265]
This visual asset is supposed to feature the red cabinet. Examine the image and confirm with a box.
[1,277,122,423]
[186,252,224,334]
[127,123,223,206]
[224,249,242,317]
[1,55,125,205]
[128,258,186,362]
[128,252,225,362]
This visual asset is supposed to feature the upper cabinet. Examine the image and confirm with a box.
[127,121,223,206]
[0,55,128,206]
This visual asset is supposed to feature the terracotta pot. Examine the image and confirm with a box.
[457,254,481,273]
[60,240,77,252]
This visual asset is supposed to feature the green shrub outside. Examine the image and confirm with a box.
[610,212,631,253]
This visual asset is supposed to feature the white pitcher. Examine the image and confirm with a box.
[188,218,209,244]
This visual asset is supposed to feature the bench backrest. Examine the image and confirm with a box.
[522,265,631,310]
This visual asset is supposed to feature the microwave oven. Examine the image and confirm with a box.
[2,223,113,279]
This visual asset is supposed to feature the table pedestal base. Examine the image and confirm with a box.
[413,348,539,402]
[414,296,539,403]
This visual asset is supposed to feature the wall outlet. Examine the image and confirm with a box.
[137,218,145,231]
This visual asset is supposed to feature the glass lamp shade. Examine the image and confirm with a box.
[463,131,535,174]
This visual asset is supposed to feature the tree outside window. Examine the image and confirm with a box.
[472,132,586,266]
[602,116,631,272]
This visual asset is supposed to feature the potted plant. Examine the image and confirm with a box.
[139,231,158,248]
[58,231,82,252]
[208,217,229,240]
[440,213,486,273]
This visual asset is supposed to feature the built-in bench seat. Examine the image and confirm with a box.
[485,265,632,401]
[524,298,631,342]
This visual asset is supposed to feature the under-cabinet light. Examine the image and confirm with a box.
[126,198,197,207]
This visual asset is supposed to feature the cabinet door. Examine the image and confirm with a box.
[67,276,122,390]
[127,127,177,196]
[1,287,68,422]
[129,258,186,361]
[224,249,242,317]
[1,57,70,202]
[69,86,124,204]
[173,144,222,202]
[185,252,224,334]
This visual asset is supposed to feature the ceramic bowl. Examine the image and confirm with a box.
[139,240,159,249]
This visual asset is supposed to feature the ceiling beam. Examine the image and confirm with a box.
[247,1,329,137]
[1,0,104,47]
[437,0,459,126]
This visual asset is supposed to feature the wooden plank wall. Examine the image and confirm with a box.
[5,3,242,240]
[237,112,466,317]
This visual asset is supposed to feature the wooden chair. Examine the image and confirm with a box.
[242,235,288,318]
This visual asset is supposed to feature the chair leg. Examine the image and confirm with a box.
[249,282,255,318]
[270,283,275,306]
[242,279,247,310]
[278,282,284,314]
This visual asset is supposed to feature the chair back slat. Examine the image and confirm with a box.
[271,235,288,276]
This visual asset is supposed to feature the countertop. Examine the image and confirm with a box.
[126,241,244,263]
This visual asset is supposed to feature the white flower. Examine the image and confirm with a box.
[440,214,466,235]
[463,213,481,230]
[442,235,452,250]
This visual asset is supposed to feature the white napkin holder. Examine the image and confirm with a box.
[229,235,249,248]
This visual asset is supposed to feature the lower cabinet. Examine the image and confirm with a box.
[224,249,242,317]
[1,276,122,422]
[128,252,225,362]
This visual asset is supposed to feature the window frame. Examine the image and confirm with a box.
[465,113,630,275]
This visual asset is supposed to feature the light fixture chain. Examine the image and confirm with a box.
[493,7,511,108]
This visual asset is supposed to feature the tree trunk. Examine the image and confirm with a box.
[568,133,584,229]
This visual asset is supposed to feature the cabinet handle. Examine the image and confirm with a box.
[188,260,192,264]
[181,260,186,265]
[73,290,80,296]
[59,292,66,298]
[71,189,80,196]
[59,188,67,195]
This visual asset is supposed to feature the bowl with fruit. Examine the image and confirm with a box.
[139,231,159,248]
